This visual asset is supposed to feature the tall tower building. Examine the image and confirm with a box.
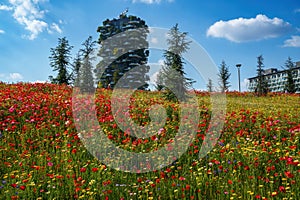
[96,11,150,90]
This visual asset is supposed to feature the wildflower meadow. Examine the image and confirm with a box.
[0,82,299,199]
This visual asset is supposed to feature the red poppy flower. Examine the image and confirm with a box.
[92,167,98,172]
[185,184,191,190]
[284,171,294,178]
[279,186,285,193]
[19,185,26,190]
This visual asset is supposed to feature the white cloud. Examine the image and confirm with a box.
[207,14,291,43]
[241,78,249,91]
[9,73,23,80]
[0,73,24,82]
[150,37,158,44]
[32,80,46,83]
[0,29,5,34]
[48,23,62,34]
[0,4,13,10]
[157,59,164,66]
[148,59,165,83]
[283,35,300,47]
[132,0,173,4]
[9,0,48,40]
[150,71,159,83]
[2,0,61,40]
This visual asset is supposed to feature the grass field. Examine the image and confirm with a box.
[0,82,299,199]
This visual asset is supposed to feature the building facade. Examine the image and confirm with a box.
[248,61,300,93]
[96,11,150,90]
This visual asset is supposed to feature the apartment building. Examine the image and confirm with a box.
[248,61,300,93]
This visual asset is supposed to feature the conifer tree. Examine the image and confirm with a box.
[77,36,96,93]
[218,60,231,92]
[156,24,194,101]
[49,37,73,85]
[284,57,296,93]
[207,78,213,92]
[255,55,268,96]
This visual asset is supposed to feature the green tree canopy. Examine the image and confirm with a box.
[156,24,194,101]
[218,60,231,92]
[284,57,296,93]
[49,37,73,85]
[255,55,268,96]
[77,36,97,93]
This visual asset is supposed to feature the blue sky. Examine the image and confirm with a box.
[1,0,300,91]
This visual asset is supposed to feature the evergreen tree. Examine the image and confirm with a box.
[284,57,296,93]
[49,37,73,85]
[156,24,194,101]
[80,36,96,59]
[207,78,213,92]
[255,55,268,96]
[78,56,95,93]
[218,60,231,92]
[155,71,164,91]
[77,36,96,93]
[72,52,82,87]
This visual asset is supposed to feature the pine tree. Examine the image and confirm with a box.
[72,52,82,87]
[207,78,213,92]
[255,55,268,96]
[218,60,231,92]
[284,57,296,93]
[77,36,96,93]
[49,37,73,85]
[156,24,194,101]
[78,57,95,93]
[155,71,165,91]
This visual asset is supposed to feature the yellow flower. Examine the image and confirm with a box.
[29,182,35,186]
[89,180,95,186]
[87,192,94,196]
